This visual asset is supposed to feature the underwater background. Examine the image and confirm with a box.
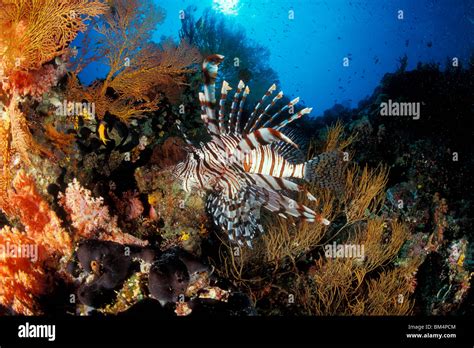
[80,0,474,112]
[0,0,473,318]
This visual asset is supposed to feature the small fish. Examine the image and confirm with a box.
[98,122,109,144]
[180,231,190,242]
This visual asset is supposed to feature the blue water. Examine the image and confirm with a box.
[77,0,474,114]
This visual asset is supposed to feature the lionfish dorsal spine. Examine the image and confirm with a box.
[274,107,313,131]
[243,83,277,134]
[251,90,284,132]
[261,97,299,128]
[228,80,245,134]
[219,81,232,134]
[236,85,250,134]
[201,55,226,147]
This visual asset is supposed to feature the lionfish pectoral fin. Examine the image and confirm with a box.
[256,188,330,225]
[318,217,331,225]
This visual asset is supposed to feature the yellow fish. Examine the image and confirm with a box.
[180,231,190,242]
[98,122,109,144]
[148,193,158,205]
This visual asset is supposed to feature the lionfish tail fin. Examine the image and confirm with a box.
[304,151,346,194]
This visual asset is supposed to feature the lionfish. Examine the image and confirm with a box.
[174,55,342,247]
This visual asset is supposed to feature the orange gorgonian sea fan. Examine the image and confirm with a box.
[0,0,108,77]
[66,0,201,122]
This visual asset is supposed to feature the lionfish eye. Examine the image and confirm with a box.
[192,152,199,161]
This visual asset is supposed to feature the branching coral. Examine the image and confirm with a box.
[273,220,413,316]
[66,0,201,123]
[350,266,415,315]
[322,120,356,153]
[343,164,389,223]
[262,188,337,264]
[352,219,408,273]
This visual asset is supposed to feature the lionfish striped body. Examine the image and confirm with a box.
[174,55,340,247]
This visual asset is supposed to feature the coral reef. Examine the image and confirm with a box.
[66,0,201,123]
[209,144,417,315]
[0,171,72,314]
[0,0,107,205]
[0,1,472,320]
[301,58,474,316]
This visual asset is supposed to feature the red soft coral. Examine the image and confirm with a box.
[2,63,66,100]
[0,226,50,315]
[7,171,73,257]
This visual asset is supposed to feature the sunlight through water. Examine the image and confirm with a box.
[212,0,240,15]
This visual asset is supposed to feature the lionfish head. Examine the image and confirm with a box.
[203,54,225,81]
[173,146,202,193]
